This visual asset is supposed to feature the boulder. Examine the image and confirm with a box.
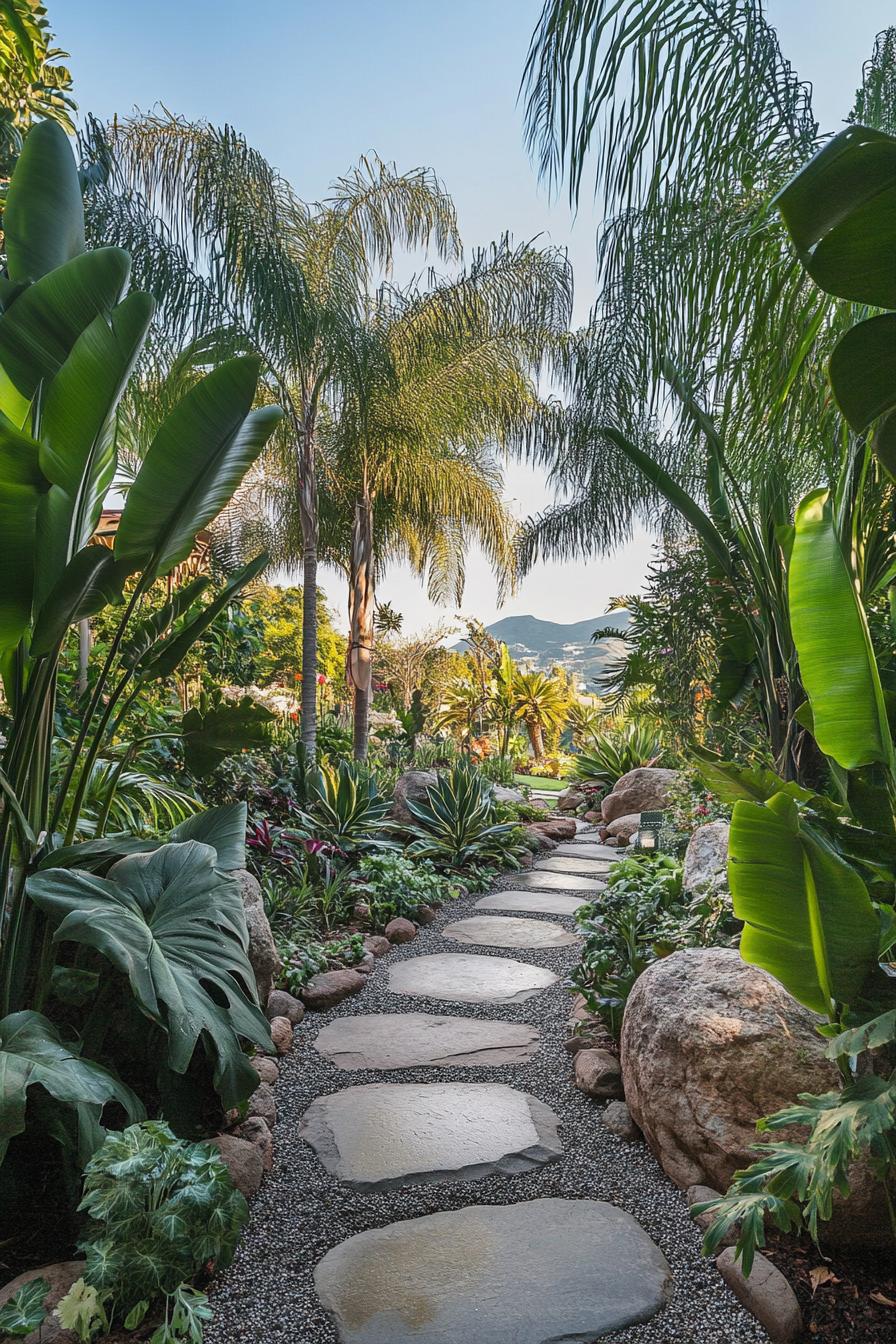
[363,934,392,958]
[686,1184,736,1248]
[573,1048,624,1099]
[605,813,640,845]
[266,989,304,1024]
[233,868,280,1003]
[529,816,576,842]
[621,948,855,1211]
[716,1249,802,1343]
[385,916,417,944]
[268,1015,294,1055]
[390,769,438,825]
[301,968,366,1011]
[492,784,526,805]
[0,1261,84,1344]
[353,901,372,922]
[247,1080,277,1130]
[557,785,586,814]
[602,1100,641,1142]
[416,904,437,926]
[683,821,730,894]
[209,1134,264,1198]
[583,809,602,823]
[602,768,678,824]
[524,824,558,852]
[250,1054,279,1085]
[238,1116,274,1171]
[355,952,376,975]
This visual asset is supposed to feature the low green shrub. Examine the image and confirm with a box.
[276,932,366,994]
[55,1120,246,1342]
[355,853,460,930]
[569,723,664,787]
[572,852,739,1036]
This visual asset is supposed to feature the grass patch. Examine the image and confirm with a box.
[514,773,564,791]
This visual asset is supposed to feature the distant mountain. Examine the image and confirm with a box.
[452,612,630,689]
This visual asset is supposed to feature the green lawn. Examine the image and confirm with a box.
[514,773,564,791]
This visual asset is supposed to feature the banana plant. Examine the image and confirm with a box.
[0,119,282,1163]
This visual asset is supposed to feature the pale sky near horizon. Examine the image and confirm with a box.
[62,0,893,633]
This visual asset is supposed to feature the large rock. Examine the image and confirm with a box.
[683,821,730,893]
[208,1134,264,1198]
[528,817,576,842]
[557,785,586,814]
[602,768,678,824]
[716,1249,802,1343]
[605,813,640,845]
[384,916,416,944]
[266,988,304,1024]
[233,868,280,1003]
[301,968,366,1011]
[574,1048,623,1099]
[619,948,888,1247]
[389,768,438,825]
[492,784,526,805]
[0,1261,84,1344]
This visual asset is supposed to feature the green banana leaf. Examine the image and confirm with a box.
[3,120,85,284]
[117,576,210,670]
[690,746,816,805]
[0,417,50,654]
[27,841,271,1110]
[30,546,128,658]
[729,793,880,1015]
[789,489,893,771]
[182,694,273,777]
[0,248,131,403]
[35,293,154,605]
[114,357,282,578]
[0,1009,143,1164]
[37,802,247,875]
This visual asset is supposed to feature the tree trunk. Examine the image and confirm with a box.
[347,491,375,762]
[77,620,91,696]
[298,419,319,757]
[527,718,545,760]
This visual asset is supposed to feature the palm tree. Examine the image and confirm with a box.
[512,670,568,760]
[519,5,896,775]
[0,0,75,176]
[315,240,572,758]
[81,112,460,755]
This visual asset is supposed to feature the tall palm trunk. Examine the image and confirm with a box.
[297,416,319,757]
[348,489,375,761]
[526,717,545,760]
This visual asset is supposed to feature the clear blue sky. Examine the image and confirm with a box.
[62,0,893,632]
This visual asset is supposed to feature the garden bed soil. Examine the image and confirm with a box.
[764,1234,896,1343]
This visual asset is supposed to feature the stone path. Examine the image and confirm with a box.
[511,869,608,893]
[206,826,769,1344]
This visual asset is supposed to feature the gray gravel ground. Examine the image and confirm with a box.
[206,838,770,1344]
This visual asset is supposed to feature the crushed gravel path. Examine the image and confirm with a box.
[206,837,770,1344]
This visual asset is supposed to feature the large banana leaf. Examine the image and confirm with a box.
[114,357,282,578]
[691,746,816,805]
[26,842,271,1109]
[3,120,85,284]
[118,576,210,670]
[30,546,128,658]
[729,793,880,1015]
[137,554,268,681]
[776,124,896,457]
[0,417,50,653]
[789,489,893,771]
[0,1009,143,1163]
[0,248,131,404]
[35,292,154,605]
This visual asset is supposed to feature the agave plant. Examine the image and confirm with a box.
[570,723,663,786]
[291,759,394,857]
[404,762,518,870]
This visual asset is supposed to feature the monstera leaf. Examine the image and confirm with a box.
[182,692,273,777]
[0,1010,143,1163]
[26,842,271,1109]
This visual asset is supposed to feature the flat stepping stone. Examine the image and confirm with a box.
[555,842,618,860]
[443,914,578,949]
[535,855,612,875]
[314,1013,539,1070]
[315,1197,672,1343]
[389,952,556,1004]
[476,890,589,916]
[300,1083,562,1190]
[512,870,605,893]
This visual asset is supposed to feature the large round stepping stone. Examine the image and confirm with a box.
[476,890,589,916]
[300,1083,562,1190]
[314,1197,672,1343]
[535,854,612,876]
[314,1013,539,1070]
[555,842,619,860]
[389,952,556,1004]
[443,914,578,949]
[513,870,605,893]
